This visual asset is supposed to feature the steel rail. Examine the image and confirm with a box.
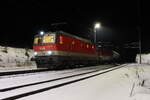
[1,64,127,100]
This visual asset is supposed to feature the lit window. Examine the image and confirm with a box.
[44,34,55,43]
[34,37,42,44]
[59,36,63,44]
[72,41,75,45]
[92,45,95,49]
[87,44,89,48]
[34,37,39,44]
[43,36,51,43]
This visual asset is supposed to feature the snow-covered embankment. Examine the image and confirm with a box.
[0,46,36,70]
[136,53,150,64]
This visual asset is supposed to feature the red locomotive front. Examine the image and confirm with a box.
[33,31,99,69]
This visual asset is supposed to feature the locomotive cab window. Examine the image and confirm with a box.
[43,34,56,44]
[34,37,42,44]
[34,37,39,44]
[34,34,56,45]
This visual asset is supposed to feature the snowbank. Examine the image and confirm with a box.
[0,46,36,69]
[136,54,150,64]
[130,64,150,100]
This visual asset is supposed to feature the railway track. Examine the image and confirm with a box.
[0,64,119,77]
[0,64,120,78]
[0,64,127,100]
[0,68,50,76]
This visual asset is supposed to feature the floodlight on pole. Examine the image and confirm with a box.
[94,23,101,29]
[94,22,101,44]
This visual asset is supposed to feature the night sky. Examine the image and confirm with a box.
[1,0,145,56]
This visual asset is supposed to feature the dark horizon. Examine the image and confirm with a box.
[1,0,146,54]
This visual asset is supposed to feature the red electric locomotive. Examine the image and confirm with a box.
[32,31,119,69]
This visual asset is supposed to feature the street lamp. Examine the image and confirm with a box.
[94,22,101,44]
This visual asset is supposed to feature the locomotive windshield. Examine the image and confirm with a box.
[43,34,55,43]
[34,34,56,45]
[34,37,42,44]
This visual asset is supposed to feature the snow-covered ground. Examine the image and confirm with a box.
[20,64,150,100]
[136,53,150,64]
[0,64,150,100]
[0,46,36,70]
[0,65,117,99]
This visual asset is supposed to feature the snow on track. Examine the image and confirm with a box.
[4,63,149,100]
[0,65,122,100]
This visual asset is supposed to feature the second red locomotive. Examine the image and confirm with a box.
[33,31,119,69]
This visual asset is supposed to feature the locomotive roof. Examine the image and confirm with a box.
[35,31,92,44]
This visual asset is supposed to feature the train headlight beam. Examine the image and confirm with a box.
[47,51,52,55]
[34,52,38,55]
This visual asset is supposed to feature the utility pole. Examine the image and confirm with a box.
[137,0,142,64]
[138,26,142,64]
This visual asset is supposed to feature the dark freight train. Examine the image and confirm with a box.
[32,31,119,69]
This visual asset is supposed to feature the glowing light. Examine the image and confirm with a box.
[34,52,37,55]
[94,23,101,29]
[40,31,44,35]
[47,51,52,55]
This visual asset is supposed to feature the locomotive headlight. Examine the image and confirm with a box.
[34,52,38,56]
[47,51,52,55]
[40,31,44,35]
